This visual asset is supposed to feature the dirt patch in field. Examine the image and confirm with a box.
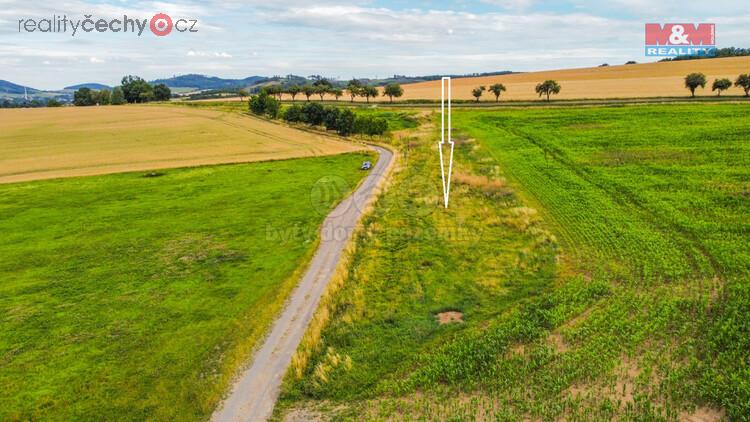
[679,407,725,422]
[158,234,244,276]
[436,311,464,324]
[283,409,327,422]
[547,333,569,353]
[453,171,510,196]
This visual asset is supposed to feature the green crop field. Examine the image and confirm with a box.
[0,152,372,421]
[276,104,750,421]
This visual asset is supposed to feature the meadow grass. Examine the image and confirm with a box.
[0,152,372,421]
[276,104,749,420]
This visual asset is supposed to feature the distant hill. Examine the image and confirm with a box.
[150,74,268,90]
[64,83,111,90]
[0,80,39,95]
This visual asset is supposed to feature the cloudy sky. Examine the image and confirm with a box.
[1,0,748,89]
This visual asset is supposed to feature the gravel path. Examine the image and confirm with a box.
[211,145,393,422]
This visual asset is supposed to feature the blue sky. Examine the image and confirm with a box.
[1,0,748,89]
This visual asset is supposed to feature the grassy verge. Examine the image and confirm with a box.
[276,104,750,420]
[0,152,372,421]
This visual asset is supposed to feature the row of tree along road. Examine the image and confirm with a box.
[249,89,388,137]
[73,75,171,106]
[684,73,750,97]
[467,81,563,102]
[246,79,404,104]
[468,73,750,102]
[471,73,750,102]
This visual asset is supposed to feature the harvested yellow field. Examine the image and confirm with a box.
[0,105,362,184]
[400,56,750,101]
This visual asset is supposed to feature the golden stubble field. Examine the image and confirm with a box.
[201,57,749,103]
[400,56,750,101]
[0,105,363,183]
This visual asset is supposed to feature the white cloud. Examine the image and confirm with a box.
[187,50,232,58]
[1,0,748,89]
[481,0,535,11]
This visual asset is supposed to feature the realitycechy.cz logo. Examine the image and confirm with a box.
[645,23,716,57]
[17,13,197,37]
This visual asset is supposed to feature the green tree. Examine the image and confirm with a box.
[110,87,126,105]
[97,89,111,105]
[488,83,507,102]
[330,88,344,101]
[249,89,280,118]
[323,107,340,130]
[362,86,379,103]
[346,79,362,102]
[712,78,732,97]
[238,89,248,101]
[315,85,329,101]
[684,73,707,97]
[735,74,750,97]
[73,87,95,106]
[354,115,387,136]
[287,85,301,102]
[266,85,283,100]
[139,90,155,103]
[313,78,333,89]
[302,85,315,102]
[283,104,304,122]
[336,109,356,135]
[535,80,561,101]
[153,84,171,101]
[120,75,153,103]
[46,99,62,107]
[382,83,404,103]
[471,86,486,102]
[301,102,325,125]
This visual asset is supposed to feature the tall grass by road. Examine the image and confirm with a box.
[276,104,750,420]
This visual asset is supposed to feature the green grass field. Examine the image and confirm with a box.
[276,104,750,420]
[0,152,372,421]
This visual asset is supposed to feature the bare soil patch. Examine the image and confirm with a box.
[436,311,464,324]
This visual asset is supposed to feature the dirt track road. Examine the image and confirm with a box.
[211,145,393,422]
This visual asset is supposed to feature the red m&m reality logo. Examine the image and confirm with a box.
[645,23,716,57]
[150,13,173,36]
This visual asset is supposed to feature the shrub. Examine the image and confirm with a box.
[354,115,388,136]
[336,109,356,136]
[266,98,280,118]
[248,89,280,118]
[301,102,325,126]
[323,107,341,131]
[282,103,387,137]
[283,104,303,122]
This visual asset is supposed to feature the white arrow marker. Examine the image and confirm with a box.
[439,76,454,208]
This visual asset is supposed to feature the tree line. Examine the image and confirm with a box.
[684,73,750,97]
[257,79,404,104]
[249,89,388,136]
[469,81,562,102]
[73,75,171,106]
[467,72,750,103]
